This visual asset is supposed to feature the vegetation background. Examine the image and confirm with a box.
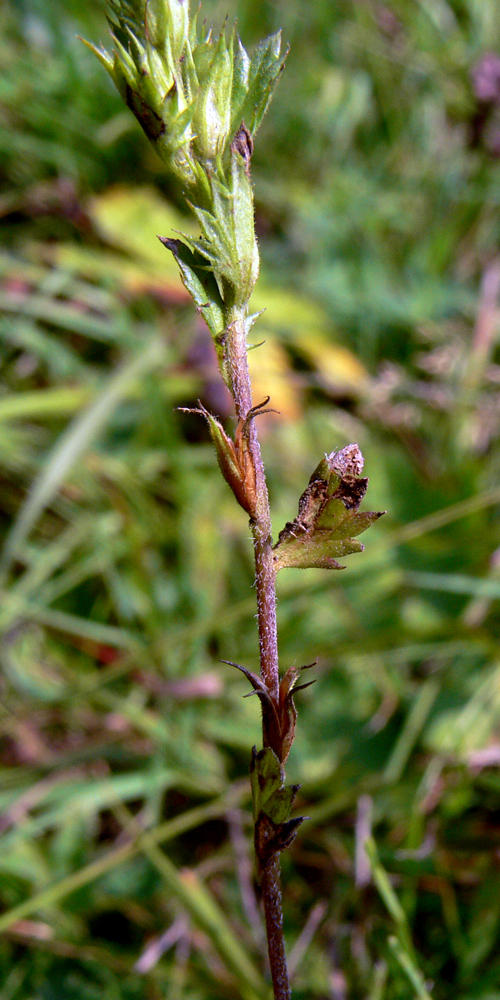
[2,0,500,997]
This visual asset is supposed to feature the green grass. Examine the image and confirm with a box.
[2,0,500,996]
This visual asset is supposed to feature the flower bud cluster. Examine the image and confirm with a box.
[87,0,284,194]
[86,0,285,364]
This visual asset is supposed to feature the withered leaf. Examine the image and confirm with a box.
[274,444,384,572]
[228,661,315,763]
[254,812,306,868]
[179,404,257,517]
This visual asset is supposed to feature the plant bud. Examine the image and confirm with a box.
[142,0,189,60]
[168,0,190,63]
[192,33,233,159]
[146,44,174,98]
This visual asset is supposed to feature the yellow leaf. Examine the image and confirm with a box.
[295,331,369,394]
[250,283,368,395]
[248,334,301,422]
[89,185,196,284]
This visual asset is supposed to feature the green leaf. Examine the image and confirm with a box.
[158,236,224,340]
[250,747,299,824]
[231,34,251,119]
[230,31,285,138]
[192,30,233,159]
[274,532,366,571]
[185,153,259,305]
[250,748,305,868]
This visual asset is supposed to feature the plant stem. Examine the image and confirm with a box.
[252,523,280,704]
[226,304,280,703]
[261,857,291,1000]
[226,304,290,998]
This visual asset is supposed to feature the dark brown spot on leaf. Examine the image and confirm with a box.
[125,84,165,141]
[333,476,368,510]
[231,122,254,173]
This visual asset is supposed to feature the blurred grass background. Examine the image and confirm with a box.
[2,0,500,997]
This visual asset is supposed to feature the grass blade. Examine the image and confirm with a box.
[0,335,166,579]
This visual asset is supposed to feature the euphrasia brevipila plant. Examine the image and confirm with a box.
[87,4,383,997]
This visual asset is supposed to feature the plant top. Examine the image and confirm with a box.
[85,0,285,190]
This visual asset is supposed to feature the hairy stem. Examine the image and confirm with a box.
[252,524,280,706]
[261,858,291,1000]
[226,304,289,997]
[226,305,279,703]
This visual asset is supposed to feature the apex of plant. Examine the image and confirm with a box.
[84,0,285,193]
